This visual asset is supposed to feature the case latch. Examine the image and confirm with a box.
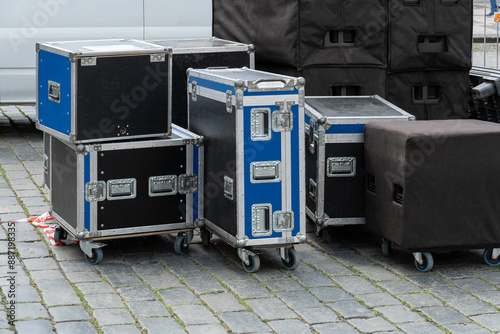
[179,174,198,194]
[250,108,271,141]
[48,80,61,103]
[224,176,234,201]
[252,204,272,237]
[250,161,281,183]
[273,211,294,232]
[327,157,356,177]
[85,181,106,202]
[273,101,294,132]
[107,178,137,200]
[149,175,177,197]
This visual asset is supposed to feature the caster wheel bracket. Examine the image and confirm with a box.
[79,240,106,258]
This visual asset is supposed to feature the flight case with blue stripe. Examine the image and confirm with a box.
[187,67,306,272]
[49,124,204,264]
[36,39,172,144]
[305,96,414,240]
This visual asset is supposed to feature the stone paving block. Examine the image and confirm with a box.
[419,306,470,325]
[54,321,98,334]
[453,278,496,292]
[0,205,23,214]
[308,287,354,303]
[444,323,493,334]
[218,312,271,333]
[140,272,184,290]
[4,285,40,303]
[76,282,115,295]
[0,213,27,223]
[16,242,49,258]
[84,293,125,309]
[225,279,273,299]
[375,305,425,323]
[348,316,397,332]
[251,267,291,282]
[118,285,157,302]
[172,304,219,325]
[139,317,185,334]
[397,322,445,334]
[22,257,58,271]
[15,319,53,334]
[93,308,135,326]
[201,293,247,313]
[15,190,42,198]
[246,298,297,320]
[184,274,226,294]
[277,290,322,309]
[356,293,402,308]
[101,325,142,334]
[127,300,170,318]
[30,269,65,282]
[58,260,98,273]
[446,297,498,316]
[436,266,477,279]
[295,306,339,324]
[476,271,500,284]
[472,290,500,306]
[16,302,49,320]
[160,256,206,278]
[328,300,374,319]
[427,285,473,301]
[267,319,312,334]
[377,280,421,295]
[331,276,381,295]
[20,198,46,207]
[14,231,41,242]
[64,271,102,283]
[158,288,201,306]
[356,265,401,281]
[38,283,81,307]
[313,322,359,334]
[211,265,254,281]
[48,305,90,322]
[265,279,303,292]
[0,197,18,206]
[289,270,335,288]
[470,313,500,332]
[185,324,228,334]
[101,273,143,287]
[398,293,443,308]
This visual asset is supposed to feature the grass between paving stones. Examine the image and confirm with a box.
[15,107,36,128]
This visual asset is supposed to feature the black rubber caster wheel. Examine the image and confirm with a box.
[281,248,299,270]
[84,248,103,265]
[242,254,260,273]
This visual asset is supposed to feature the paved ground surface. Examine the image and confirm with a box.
[1,106,500,334]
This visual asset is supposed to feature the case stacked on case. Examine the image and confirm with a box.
[37,39,204,264]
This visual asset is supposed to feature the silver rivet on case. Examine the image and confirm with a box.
[101,171,104,174]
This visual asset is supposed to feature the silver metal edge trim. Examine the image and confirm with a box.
[71,61,77,138]
[89,150,98,232]
[77,150,86,232]
[236,87,245,240]
[324,217,366,226]
[324,133,364,143]
[186,143,194,224]
[316,126,326,218]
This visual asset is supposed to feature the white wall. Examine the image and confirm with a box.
[0,0,212,103]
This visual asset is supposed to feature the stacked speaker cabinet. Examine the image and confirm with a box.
[386,0,472,119]
[213,0,388,98]
[213,0,473,118]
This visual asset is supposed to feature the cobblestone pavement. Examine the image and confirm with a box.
[1,105,500,334]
